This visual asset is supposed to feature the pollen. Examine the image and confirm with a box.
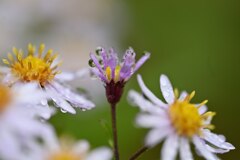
[105,65,121,82]
[2,44,61,86]
[0,84,11,113]
[169,91,214,137]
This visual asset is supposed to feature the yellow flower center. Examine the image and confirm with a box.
[3,44,61,86]
[48,151,80,160]
[169,91,215,137]
[0,85,11,113]
[105,65,121,82]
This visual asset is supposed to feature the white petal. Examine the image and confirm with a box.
[72,140,90,155]
[55,71,75,81]
[12,82,46,105]
[128,90,167,114]
[179,91,188,101]
[136,113,170,128]
[137,75,167,108]
[193,136,219,160]
[86,147,112,160]
[160,74,175,104]
[45,85,76,114]
[161,134,179,160]
[205,144,230,154]
[202,130,235,150]
[145,127,171,147]
[51,82,95,110]
[198,105,207,115]
[179,138,193,160]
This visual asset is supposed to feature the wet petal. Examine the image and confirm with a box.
[120,47,136,80]
[44,85,76,114]
[193,136,219,160]
[202,130,235,150]
[90,52,104,75]
[160,74,175,104]
[50,82,95,110]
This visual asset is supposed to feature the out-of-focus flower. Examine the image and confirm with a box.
[0,83,58,160]
[128,74,235,160]
[89,47,150,104]
[1,44,95,116]
[30,137,112,160]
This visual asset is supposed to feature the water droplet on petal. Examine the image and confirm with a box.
[81,108,86,111]
[60,108,67,113]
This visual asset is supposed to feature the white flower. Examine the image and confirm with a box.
[29,137,112,160]
[1,44,95,117]
[0,83,58,160]
[128,74,235,160]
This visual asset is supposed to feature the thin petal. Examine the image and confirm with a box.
[160,74,175,104]
[45,85,76,114]
[202,130,235,150]
[90,52,104,75]
[161,134,179,160]
[120,47,136,80]
[91,68,107,82]
[137,75,167,108]
[193,136,219,160]
[205,144,230,154]
[145,127,171,147]
[128,90,167,114]
[179,91,188,101]
[136,113,170,128]
[50,82,95,110]
[72,140,90,155]
[86,147,112,160]
[179,138,193,160]
[198,105,207,115]
[55,71,75,81]
[133,52,150,73]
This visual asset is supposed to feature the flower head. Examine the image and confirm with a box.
[3,43,61,86]
[1,44,95,117]
[28,137,112,160]
[128,74,235,160]
[89,47,150,104]
[0,83,57,160]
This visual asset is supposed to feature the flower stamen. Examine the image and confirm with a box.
[2,44,61,86]
[169,92,215,137]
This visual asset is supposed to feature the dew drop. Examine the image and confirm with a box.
[60,108,67,113]
[81,108,86,112]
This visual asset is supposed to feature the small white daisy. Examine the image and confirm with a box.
[30,137,112,160]
[128,74,235,160]
[0,83,58,160]
[1,44,95,116]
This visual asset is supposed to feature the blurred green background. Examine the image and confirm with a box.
[1,0,239,159]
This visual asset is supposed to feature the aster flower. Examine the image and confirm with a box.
[0,83,58,160]
[29,137,112,160]
[1,44,95,116]
[128,74,235,160]
[89,47,150,160]
[89,47,150,104]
